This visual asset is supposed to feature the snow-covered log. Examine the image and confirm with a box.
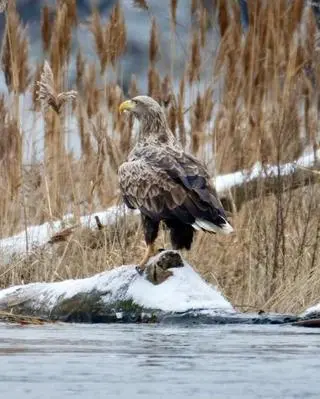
[0,251,301,326]
[287,304,320,328]
[301,303,320,320]
[221,160,320,211]
[0,252,235,323]
[0,252,301,324]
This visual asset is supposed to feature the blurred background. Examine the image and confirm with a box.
[3,1,320,91]
[0,1,319,87]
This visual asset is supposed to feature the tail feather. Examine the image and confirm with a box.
[192,217,234,235]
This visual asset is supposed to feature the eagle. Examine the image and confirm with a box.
[118,96,233,274]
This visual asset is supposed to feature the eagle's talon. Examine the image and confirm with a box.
[135,266,144,275]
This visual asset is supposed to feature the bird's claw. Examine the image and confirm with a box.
[135,266,144,275]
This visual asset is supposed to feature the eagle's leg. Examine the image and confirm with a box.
[164,219,194,250]
[136,215,159,275]
[136,243,156,274]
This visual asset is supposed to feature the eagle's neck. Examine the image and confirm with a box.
[138,112,174,145]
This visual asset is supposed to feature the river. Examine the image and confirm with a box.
[0,323,319,398]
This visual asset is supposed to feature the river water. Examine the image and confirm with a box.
[0,323,319,399]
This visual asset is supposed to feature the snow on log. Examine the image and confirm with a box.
[0,206,138,264]
[0,251,235,323]
[301,302,320,319]
[217,152,320,212]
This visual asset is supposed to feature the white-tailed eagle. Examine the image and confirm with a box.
[118,96,233,273]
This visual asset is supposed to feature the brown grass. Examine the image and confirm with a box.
[0,0,319,314]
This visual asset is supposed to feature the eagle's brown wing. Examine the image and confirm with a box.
[118,145,228,229]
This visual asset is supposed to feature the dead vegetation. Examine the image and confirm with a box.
[0,0,319,314]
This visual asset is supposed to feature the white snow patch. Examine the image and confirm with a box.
[301,302,320,318]
[128,263,232,312]
[0,205,138,263]
[0,263,234,314]
[215,147,320,193]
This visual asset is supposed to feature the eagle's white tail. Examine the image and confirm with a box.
[192,218,234,235]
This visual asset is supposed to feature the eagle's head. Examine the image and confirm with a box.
[119,95,172,142]
[119,95,163,120]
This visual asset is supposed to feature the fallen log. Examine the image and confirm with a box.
[0,250,307,325]
[0,251,235,323]
[219,162,320,212]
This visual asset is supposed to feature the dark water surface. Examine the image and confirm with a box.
[0,323,319,399]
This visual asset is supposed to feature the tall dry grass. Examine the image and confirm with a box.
[0,0,319,313]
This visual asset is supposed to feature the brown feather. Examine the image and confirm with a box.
[118,95,233,245]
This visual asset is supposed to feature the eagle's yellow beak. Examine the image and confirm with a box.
[119,99,135,113]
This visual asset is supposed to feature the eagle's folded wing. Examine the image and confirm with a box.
[118,146,227,226]
[118,159,189,221]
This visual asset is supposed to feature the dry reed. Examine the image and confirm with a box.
[37,61,77,115]
[0,1,319,314]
